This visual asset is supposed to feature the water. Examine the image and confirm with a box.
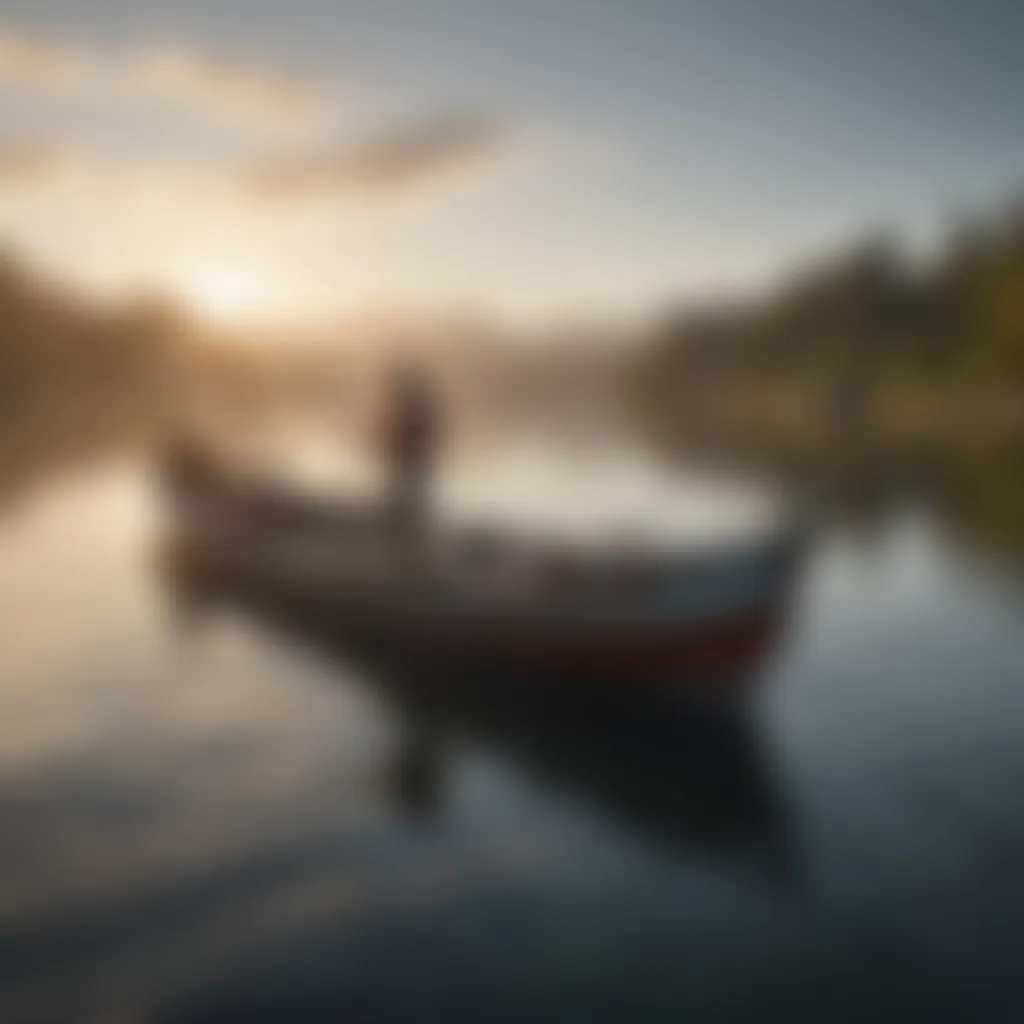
[1,458,1023,1024]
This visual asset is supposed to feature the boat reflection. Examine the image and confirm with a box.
[163,553,795,885]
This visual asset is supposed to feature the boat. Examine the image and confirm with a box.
[158,443,807,690]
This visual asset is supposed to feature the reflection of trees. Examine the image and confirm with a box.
[649,429,1024,568]
[0,254,325,511]
[0,253,186,508]
[921,441,1024,566]
[633,193,1024,567]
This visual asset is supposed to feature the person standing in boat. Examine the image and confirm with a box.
[379,363,442,533]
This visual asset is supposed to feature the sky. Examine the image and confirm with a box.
[2,0,1024,327]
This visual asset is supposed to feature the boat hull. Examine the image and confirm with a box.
[159,450,805,691]
[164,523,799,692]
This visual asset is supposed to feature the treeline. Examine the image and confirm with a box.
[0,247,628,509]
[636,198,1024,445]
[0,253,191,504]
[0,253,354,505]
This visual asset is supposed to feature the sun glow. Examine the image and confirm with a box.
[183,269,264,323]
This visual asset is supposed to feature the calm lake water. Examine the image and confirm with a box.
[1,454,1023,1024]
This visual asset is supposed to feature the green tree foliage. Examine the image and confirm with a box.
[0,253,187,504]
[638,199,1024,437]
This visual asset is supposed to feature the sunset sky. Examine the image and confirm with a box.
[2,0,1024,325]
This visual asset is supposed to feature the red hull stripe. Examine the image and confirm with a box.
[533,606,783,678]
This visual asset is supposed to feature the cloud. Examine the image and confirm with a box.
[0,25,90,89]
[0,140,64,184]
[134,45,321,128]
[131,45,330,132]
[0,25,516,202]
[0,115,514,209]
[249,115,512,199]
[0,24,335,135]
[0,27,525,316]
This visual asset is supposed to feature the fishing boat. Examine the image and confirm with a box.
[159,444,807,690]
